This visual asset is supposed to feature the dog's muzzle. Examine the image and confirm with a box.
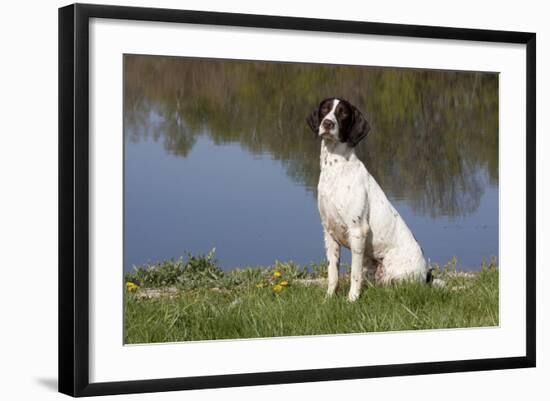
[322,119,335,130]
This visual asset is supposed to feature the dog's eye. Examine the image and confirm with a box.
[338,109,348,118]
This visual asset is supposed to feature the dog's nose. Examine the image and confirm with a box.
[322,119,335,130]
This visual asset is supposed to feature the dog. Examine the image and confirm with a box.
[306,97,429,302]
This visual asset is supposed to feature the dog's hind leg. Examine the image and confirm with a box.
[324,230,341,297]
[375,250,427,285]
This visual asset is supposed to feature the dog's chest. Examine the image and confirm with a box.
[317,154,363,245]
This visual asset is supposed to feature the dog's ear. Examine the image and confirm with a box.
[347,106,371,147]
[306,108,320,134]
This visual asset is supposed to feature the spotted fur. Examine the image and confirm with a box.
[307,98,428,301]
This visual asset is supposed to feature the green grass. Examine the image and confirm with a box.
[124,252,499,344]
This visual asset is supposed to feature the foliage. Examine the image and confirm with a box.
[125,251,317,291]
[124,248,224,290]
[124,254,499,344]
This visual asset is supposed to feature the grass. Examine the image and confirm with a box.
[124,251,499,344]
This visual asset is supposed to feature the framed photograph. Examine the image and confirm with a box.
[58,3,536,397]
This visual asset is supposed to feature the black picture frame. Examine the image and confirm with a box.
[59,3,536,397]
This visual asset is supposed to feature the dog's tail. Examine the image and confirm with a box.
[426,267,435,284]
[426,259,445,288]
[425,258,434,284]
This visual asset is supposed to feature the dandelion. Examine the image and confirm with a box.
[273,284,284,293]
[272,271,282,278]
[279,280,289,286]
[256,283,265,289]
[126,282,139,292]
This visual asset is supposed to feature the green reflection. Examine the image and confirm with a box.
[124,55,498,218]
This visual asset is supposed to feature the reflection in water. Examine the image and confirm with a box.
[123,55,499,270]
[125,55,498,218]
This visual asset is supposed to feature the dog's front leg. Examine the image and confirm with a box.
[324,230,340,297]
[348,227,367,302]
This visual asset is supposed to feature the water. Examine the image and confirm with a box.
[124,55,499,272]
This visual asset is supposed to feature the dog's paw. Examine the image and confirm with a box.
[347,291,360,302]
[322,291,337,304]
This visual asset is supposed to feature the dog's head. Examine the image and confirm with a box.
[306,98,370,147]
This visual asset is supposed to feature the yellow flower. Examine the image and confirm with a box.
[272,271,282,278]
[256,283,264,289]
[126,282,139,291]
[273,284,284,293]
[279,280,289,286]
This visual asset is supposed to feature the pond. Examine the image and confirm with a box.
[124,55,499,272]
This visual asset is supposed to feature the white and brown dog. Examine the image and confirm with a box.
[307,98,429,302]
